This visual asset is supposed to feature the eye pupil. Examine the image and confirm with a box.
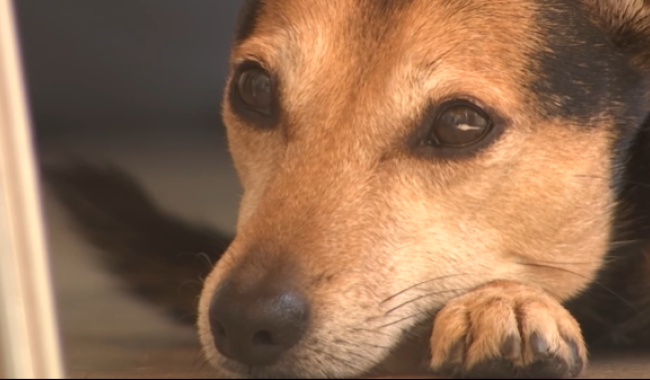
[238,68,273,115]
[430,104,491,147]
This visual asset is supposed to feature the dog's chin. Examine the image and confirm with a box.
[208,321,434,379]
[212,356,432,380]
[367,319,435,378]
[211,358,363,379]
[211,355,380,379]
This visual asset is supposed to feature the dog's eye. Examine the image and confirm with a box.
[237,66,273,115]
[428,103,492,148]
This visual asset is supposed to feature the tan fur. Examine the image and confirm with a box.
[194,0,647,378]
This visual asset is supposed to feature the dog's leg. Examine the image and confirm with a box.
[430,281,586,379]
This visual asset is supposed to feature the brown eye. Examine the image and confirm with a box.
[429,103,492,147]
[237,67,273,115]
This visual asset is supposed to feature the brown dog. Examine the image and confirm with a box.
[47,0,650,378]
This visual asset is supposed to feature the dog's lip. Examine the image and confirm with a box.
[214,319,440,379]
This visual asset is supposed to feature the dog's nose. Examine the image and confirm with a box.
[209,279,310,367]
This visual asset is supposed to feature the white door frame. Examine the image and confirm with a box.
[0,0,65,377]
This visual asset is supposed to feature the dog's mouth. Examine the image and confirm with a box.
[208,312,438,379]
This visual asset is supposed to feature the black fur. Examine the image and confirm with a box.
[566,115,650,348]
[559,1,650,349]
[531,1,648,123]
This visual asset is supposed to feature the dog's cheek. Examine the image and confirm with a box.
[369,124,616,308]
[484,124,616,299]
[351,169,511,317]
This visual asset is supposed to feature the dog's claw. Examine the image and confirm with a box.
[530,332,549,357]
[500,335,522,360]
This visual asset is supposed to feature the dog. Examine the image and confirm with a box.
[45,0,650,378]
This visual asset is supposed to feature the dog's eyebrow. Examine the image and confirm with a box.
[234,0,264,43]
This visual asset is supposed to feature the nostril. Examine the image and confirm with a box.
[210,315,235,361]
[253,330,275,346]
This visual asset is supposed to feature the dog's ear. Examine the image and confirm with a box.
[585,0,650,71]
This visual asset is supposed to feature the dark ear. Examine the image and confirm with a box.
[585,0,650,71]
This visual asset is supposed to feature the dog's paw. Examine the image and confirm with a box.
[429,281,586,379]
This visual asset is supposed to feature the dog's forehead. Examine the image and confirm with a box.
[234,0,536,45]
[234,1,537,98]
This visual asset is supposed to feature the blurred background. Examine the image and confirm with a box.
[12,1,244,377]
[16,0,237,138]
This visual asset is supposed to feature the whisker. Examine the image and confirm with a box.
[196,252,215,267]
[358,342,392,350]
[573,174,608,180]
[179,312,197,323]
[178,280,201,293]
[176,251,214,268]
[573,174,650,188]
[377,314,421,330]
[523,259,600,266]
[519,262,640,314]
[380,273,478,305]
[344,349,384,370]
[349,327,402,341]
[317,351,369,375]
[196,353,212,372]
[609,239,644,248]
[193,349,209,369]
[385,288,468,316]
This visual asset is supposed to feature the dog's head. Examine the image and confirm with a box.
[198,0,650,377]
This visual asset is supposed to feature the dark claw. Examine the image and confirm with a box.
[448,338,467,364]
[444,334,583,379]
[526,355,569,379]
[464,358,520,379]
[436,339,468,377]
[563,337,584,378]
[464,354,571,379]
[501,334,522,360]
[529,332,549,358]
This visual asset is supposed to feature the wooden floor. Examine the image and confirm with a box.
[64,339,650,379]
[38,131,650,379]
[66,339,214,379]
[63,335,650,379]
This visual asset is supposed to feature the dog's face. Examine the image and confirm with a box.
[198,0,650,378]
